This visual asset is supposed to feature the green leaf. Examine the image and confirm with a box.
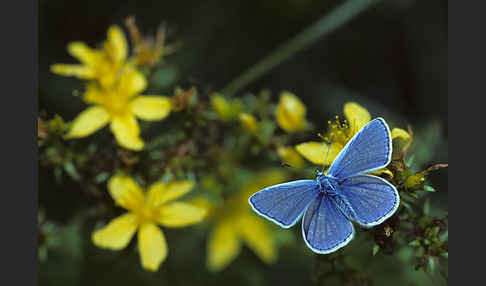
[94,172,110,184]
[416,246,425,256]
[439,230,448,242]
[401,200,412,209]
[372,243,380,256]
[424,185,436,192]
[406,154,415,167]
[431,226,440,236]
[63,161,81,181]
[428,257,436,273]
[423,199,431,216]
[409,240,421,247]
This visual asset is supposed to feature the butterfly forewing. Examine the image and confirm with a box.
[337,174,399,227]
[249,180,320,228]
[328,118,392,179]
[302,194,355,254]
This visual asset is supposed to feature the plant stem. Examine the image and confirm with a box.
[220,0,381,96]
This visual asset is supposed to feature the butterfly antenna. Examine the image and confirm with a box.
[321,135,334,172]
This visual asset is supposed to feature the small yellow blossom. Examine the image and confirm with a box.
[391,128,410,141]
[276,91,306,132]
[405,172,426,190]
[51,25,129,90]
[210,93,241,120]
[277,146,305,168]
[238,113,259,133]
[211,93,232,119]
[201,170,286,272]
[296,102,410,175]
[65,67,171,150]
[92,174,206,271]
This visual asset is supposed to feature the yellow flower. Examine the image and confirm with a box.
[276,91,306,132]
[277,146,305,168]
[295,102,409,175]
[65,67,171,150]
[51,25,129,89]
[202,170,286,272]
[238,113,259,133]
[92,174,206,271]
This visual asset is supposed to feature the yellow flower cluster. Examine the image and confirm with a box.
[51,26,172,150]
[93,174,206,271]
[192,170,286,272]
[276,99,410,175]
[49,25,414,274]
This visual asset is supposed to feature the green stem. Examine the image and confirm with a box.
[220,0,381,96]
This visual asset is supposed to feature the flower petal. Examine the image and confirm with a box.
[138,223,168,271]
[295,141,341,165]
[110,115,144,150]
[207,220,241,272]
[50,64,95,79]
[92,213,138,250]
[277,146,305,168]
[65,106,110,138]
[391,128,410,141]
[187,196,215,220]
[132,96,172,121]
[238,113,258,133]
[108,174,145,211]
[67,42,101,67]
[276,91,306,132]
[370,168,394,178]
[106,25,128,63]
[156,202,206,227]
[343,102,371,134]
[83,83,105,105]
[211,94,232,120]
[117,67,147,97]
[238,214,277,264]
[147,180,194,206]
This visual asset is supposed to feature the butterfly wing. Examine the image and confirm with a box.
[301,193,355,254]
[249,180,320,228]
[337,174,399,227]
[328,118,392,180]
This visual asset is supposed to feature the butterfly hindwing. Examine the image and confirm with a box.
[337,174,399,227]
[302,193,355,254]
[249,180,320,228]
[328,118,392,180]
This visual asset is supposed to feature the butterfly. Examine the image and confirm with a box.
[249,118,400,254]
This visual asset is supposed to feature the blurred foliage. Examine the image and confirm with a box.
[39,0,447,285]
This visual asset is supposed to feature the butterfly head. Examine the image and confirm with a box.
[315,171,338,195]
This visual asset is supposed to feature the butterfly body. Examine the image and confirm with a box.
[249,118,399,254]
[316,171,338,193]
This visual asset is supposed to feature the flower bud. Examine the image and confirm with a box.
[276,91,306,132]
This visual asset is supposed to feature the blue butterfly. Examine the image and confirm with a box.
[249,118,400,254]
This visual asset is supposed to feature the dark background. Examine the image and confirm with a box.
[40,0,447,128]
[38,0,448,285]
